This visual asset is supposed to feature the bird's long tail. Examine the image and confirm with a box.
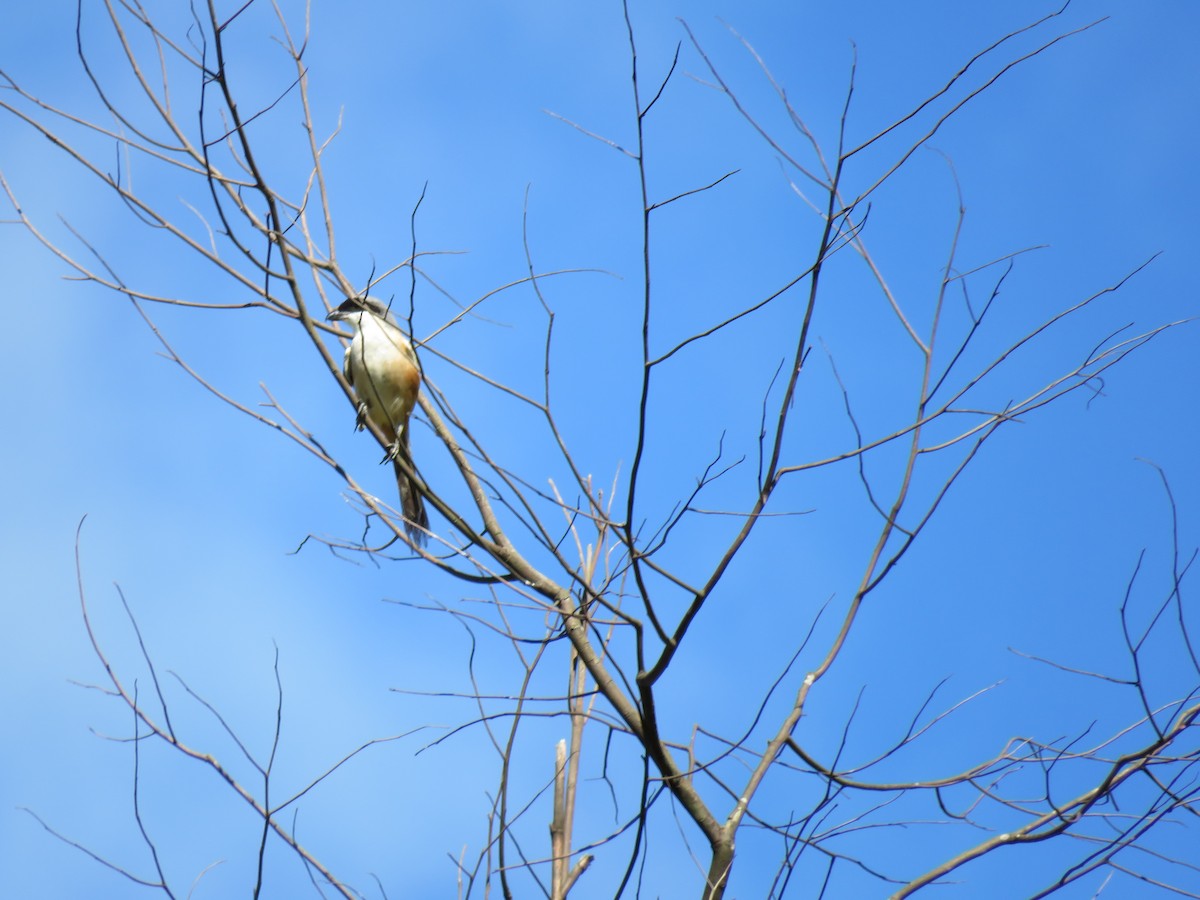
[392,432,429,545]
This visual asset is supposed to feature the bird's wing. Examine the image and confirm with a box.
[342,342,355,387]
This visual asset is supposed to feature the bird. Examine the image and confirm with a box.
[327,295,429,544]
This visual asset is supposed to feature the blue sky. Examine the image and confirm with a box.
[2,1,1198,897]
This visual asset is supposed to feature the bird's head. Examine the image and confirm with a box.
[327,295,394,326]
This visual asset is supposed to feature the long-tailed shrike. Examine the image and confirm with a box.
[327,296,429,543]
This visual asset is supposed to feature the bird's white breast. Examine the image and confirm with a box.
[346,313,418,436]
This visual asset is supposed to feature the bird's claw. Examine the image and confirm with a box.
[353,402,369,431]
[380,441,401,465]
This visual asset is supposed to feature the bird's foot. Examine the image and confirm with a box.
[354,402,369,431]
[380,441,401,465]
